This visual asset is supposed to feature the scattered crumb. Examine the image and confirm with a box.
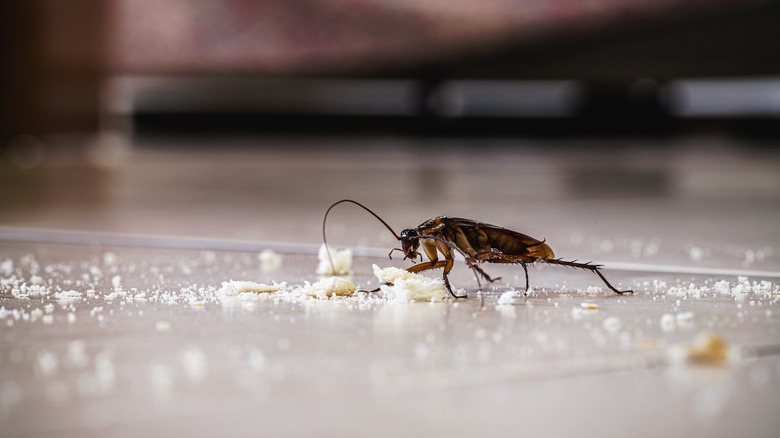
[259,249,282,272]
[155,321,172,332]
[316,244,352,276]
[36,350,58,376]
[584,286,603,295]
[636,339,659,351]
[602,316,622,333]
[688,246,704,262]
[676,311,695,329]
[0,259,12,276]
[103,252,118,265]
[55,290,83,304]
[497,290,525,305]
[219,281,280,296]
[669,332,736,366]
[372,264,449,302]
[66,340,88,368]
[30,308,43,322]
[660,313,676,332]
[180,346,207,382]
[301,277,356,298]
[580,302,599,310]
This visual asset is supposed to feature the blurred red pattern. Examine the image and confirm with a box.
[107,0,766,75]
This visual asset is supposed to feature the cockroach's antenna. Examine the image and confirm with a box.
[322,199,401,273]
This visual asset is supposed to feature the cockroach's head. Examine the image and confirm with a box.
[399,228,420,260]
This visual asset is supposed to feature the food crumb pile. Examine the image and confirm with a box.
[219,245,453,304]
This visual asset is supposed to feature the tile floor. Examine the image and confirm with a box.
[1,135,778,437]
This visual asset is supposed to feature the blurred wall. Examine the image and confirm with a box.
[1,0,105,143]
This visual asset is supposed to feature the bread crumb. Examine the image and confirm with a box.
[372,264,449,302]
[497,290,525,305]
[602,316,622,333]
[584,286,603,295]
[219,281,280,296]
[660,313,676,332]
[56,290,83,304]
[316,244,352,276]
[30,308,44,322]
[259,249,282,272]
[580,302,599,310]
[301,277,356,298]
[669,332,735,366]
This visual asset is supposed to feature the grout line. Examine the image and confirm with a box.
[600,261,780,278]
[0,226,314,255]
[1,226,778,278]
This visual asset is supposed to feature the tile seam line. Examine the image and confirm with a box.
[1,226,778,278]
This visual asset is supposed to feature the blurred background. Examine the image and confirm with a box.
[1,0,778,270]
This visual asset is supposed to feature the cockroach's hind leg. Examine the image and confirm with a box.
[357,285,385,293]
[521,262,530,292]
[592,267,633,295]
[543,258,633,296]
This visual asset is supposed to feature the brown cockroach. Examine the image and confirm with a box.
[323,199,633,299]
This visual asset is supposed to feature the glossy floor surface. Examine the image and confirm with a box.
[1,135,779,437]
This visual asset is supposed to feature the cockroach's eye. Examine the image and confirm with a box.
[400,229,418,240]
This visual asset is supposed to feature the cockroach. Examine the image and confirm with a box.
[322,199,633,299]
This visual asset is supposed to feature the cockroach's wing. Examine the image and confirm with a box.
[447,217,555,259]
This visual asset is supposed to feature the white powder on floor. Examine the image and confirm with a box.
[316,244,352,276]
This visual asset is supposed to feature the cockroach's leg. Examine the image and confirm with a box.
[407,260,447,274]
[543,258,633,295]
[469,261,501,284]
[442,257,467,299]
[465,258,486,281]
[592,268,633,295]
[417,234,477,298]
[521,262,529,293]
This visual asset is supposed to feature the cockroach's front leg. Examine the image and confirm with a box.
[406,260,448,273]
[407,258,463,298]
